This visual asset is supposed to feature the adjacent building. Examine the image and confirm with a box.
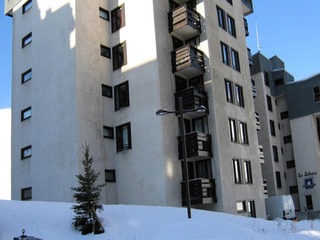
[6,0,267,218]
[251,52,320,212]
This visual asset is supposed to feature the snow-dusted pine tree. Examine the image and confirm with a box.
[71,143,106,235]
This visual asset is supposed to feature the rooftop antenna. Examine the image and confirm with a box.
[256,22,261,52]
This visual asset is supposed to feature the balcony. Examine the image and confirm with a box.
[241,0,253,16]
[247,48,253,66]
[171,44,205,78]
[178,131,212,161]
[251,80,257,98]
[244,18,249,37]
[258,145,264,164]
[263,179,268,195]
[168,4,201,41]
[255,111,261,130]
[174,87,208,114]
[181,178,217,206]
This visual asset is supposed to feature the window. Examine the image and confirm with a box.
[280,111,289,119]
[235,84,244,107]
[217,7,226,30]
[105,169,116,182]
[22,0,32,14]
[103,126,114,139]
[114,81,129,111]
[196,160,212,179]
[21,106,31,121]
[21,145,32,160]
[112,42,126,70]
[272,145,279,162]
[286,160,296,169]
[275,78,284,86]
[99,7,109,21]
[192,116,209,133]
[100,45,111,58]
[226,0,233,5]
[264,72,269,87]
[231,48,240,71]
[236,201,246,213]
[247,201,256,218]
[102,84,112,98]
[225,79,233,103]
[227,15,236,37]
[275,171,282,188]
[229,118,237,142]
[221,42,230,65]
[111,4,125,33]
[233,159,242,183]
[313,86,320,102]
[22,32,32,48]
[266,95,273,111]
[116,122,132,152]
[269,120,276,136]
[21,68,32,84]
[21,187,32,200]
[283,135,292,144]
[289,185,298,194]
[243,160,252,183]
[239,122,248,144]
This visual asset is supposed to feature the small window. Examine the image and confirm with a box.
[100,45,111,58]
[21,145,32,160]
[280,111,289,119]
[220,42,230,66]
[229,118,237,142]
[111,4,125,33]
[272,145,279,162]
[114,81,129,111]
[275,78,284,86]
[21,106,32,121]
[116,122,132,152]
[99,7,109,21]
[103,126,114,139]
[243,160,252,183]
[247,201,256,218]
[227,15,236,38]
[225,79,233,103]
[22,32,32,48]
[269,120,276,136]
[21,68,32,84]
[231,48,240,71]
[289,185,298,194]
[313,86,320,102]
[286,160,296,169]
[21,187,32,200]
[112,42,127,70]
[283,135,292,144]
[239,122,248,144]
[236,201,246,213]
[266,95,273,111]
[22,0,32,14]
[275,171,282,188]
[217,7,226,30]
[235,84,244,107]
[233,159,242,183]
[102,84,112,98]
[105,169,116,182]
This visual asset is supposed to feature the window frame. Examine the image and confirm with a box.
[217,6,226,30]
[105,169,116,182]
[227,14,236,38]
[116,122,132,152]
[21,145,32,160]
[225,79,234,103]
[100,45,111,58]
[235,84,244,107]
[243,160,252,184]
[21,68,32,84]
[272,145,279,162]
[230,48,240,71]
[22,32,32,48]
[21,187,32,200]
[21,106,32,121]
[22,0,32,14]
[112,42,127,70]
[229,118,237,143]
[269,120,276,136]
[275,171,282,188]
[99,7,109,21]
[102,84,112,98]
[220,42,230,66]
[233,159,242,184]
[103,126,114,139]
[266,95,273,111]
[114,81,129,111]
[111,4,125,33]
[239,121,249,145]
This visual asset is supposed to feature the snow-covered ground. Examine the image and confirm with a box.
[1,200,320,240]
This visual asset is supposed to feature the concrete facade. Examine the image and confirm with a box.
[8,0,266,218]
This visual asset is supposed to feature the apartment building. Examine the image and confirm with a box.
[6,0,266,218]
[251,52,320,212]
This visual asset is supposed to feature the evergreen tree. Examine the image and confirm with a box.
[71,143,106,235]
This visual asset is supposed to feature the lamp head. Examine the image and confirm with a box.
[194,105,206,113]
[156,108,170,116]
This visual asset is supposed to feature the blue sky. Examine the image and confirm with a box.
[0,1,320,109]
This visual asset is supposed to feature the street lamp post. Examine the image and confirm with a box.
[156,97,206,219]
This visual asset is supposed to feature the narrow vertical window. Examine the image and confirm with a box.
[114,81,129,111]
[272,145,279,162]
[221,42,229,65]
[269,120,276,136]
[266,95,273,111]
[22,0,32,14]
[243,160,252,183]
[276,171,282,188]
[239,122,248,144]
[217,7,226,30]
[233,159,242,183]
[225,80,233,103]
[21,68,32,84]
[313,86,320,102]
[111,4,125,33]
[22,32,32,48]
[21,106,32,121]
[235,84,244,107]
[264,72,270,87]
[227,15,236,37]
[247,201,256,218]
[229,118,237,142]
[116,122,132,152]
[231,48,240,71]
[112,42,127,70]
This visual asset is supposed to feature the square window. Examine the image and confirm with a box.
[21,187,32,200]
[22,0,32,14]
[112,42,127,70]
[111,4,125,33]
[286,160,296,169]
[22,32,32,48]
[236,201,246,213]
[283,135,292,144]
[21,106,32,121]
[99,7,109,21]
[21,68,32,84]
[21,145,32,160]
[103,126,114,139]
[100,45,111,58]
[116,122,132,152]
[102,84,112,98]
[280,111,289,119]
[114,81,129,111]
[105,169,116,182]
